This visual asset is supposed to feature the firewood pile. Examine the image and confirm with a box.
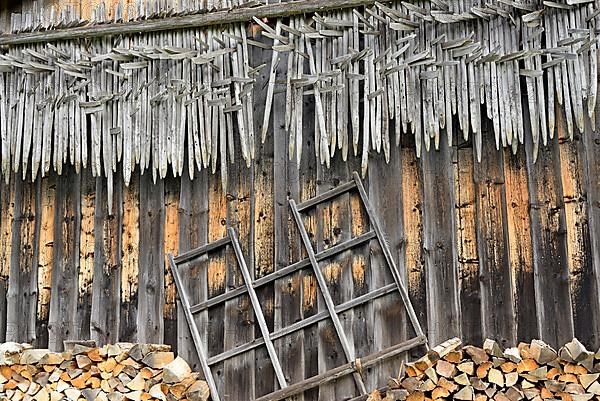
[0,342,209,401]
[369,338,600,401]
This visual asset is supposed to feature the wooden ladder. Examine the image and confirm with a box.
[168,171,427,401]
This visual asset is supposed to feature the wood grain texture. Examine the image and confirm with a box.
[525,109,574,348]
[421,142,461,345]
[36,175,55,347]
[137,172,165,344]
[582,73,600,351]
[6,176,39,344]
[120,170,139,342]
[557,106,600,347]
[454,139,482,347]
[473,128,515,347]
[48,166,81,351]
[90,174,122,345]
[503,147,538,343]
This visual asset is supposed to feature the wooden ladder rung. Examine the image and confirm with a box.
[189,230,377,314]
[173,236,231,264]
[296,180,357,212]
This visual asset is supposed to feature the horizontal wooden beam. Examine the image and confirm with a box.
[0,0,388,46]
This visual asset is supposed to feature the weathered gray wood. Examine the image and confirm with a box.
[524,103,574,348]
[48,166,81,351]
[582,73,600,350]
[6,176,39,345]
[137,172,165,344]
[177,168,208,372]
[420,143,461,345]
[90,174,122,346]
[473,121,516,347]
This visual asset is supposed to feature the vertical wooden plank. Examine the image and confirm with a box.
[91,175,122,346]
[252,34,275,398]
[299,94,319,401]
[6,176,39,344]
[473,126,516,347]
[504,147,538,343]
[0,175,13,342]
[421,142,461,345]
[317,154,356,400]
[48,166,81,351]
[400,143,427,358]
[454,138,482,346]
[524,109,574,348]
[177,168,208,372]
[582,74,600,350]
[224,146,255,400]
[120,171,139,342]
[164,177,179,351]
[367,148,408,387]
[78,168,95,341]
[272,38,304,401]
[557,107,600,347]
[37,175,55,348]
[137,172,165,344]
[207,172,227,395]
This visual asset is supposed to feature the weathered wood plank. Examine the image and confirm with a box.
[120,170,139,343]
[36,175,55,348]
[556,107,600,347]
[421,141,461,345]
[0,174,13,342]
[48,166,81,351]
[524,107,574,348]
[90,174,122,345]
[224,129,255,400]
[503,147,538,343]
[177,168,208,372]
[164,177,180,351]
[78,168,95,342]
[454,137,482,347]
[582,73,600,350]
[473,124,515,347]
[252,31,276,398]
[400,143,427,357]
[137,172,165,344]
[367,148,409,387]
[272,23,304,399]
[6,176,39,344]
[299,90,319,401]
[207,169,227,395]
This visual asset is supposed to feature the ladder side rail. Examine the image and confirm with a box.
[168,254,221,401]
[351,171,426,340]
[289,199,368,396]
[227,228,289,390]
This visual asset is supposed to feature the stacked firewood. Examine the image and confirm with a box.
[0,343,209,401]
[369,338,600,401]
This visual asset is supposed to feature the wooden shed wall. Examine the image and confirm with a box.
[1,92,600,352]
[1,1,600,398]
